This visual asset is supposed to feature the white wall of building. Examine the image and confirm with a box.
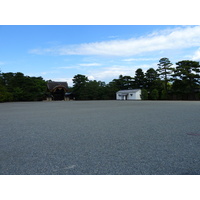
[135,90,141,100]
[116,89,141,100]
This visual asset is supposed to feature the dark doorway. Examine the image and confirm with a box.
[52,88,65,100]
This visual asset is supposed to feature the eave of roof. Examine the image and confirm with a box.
[117,89,141,93]
[47,82,68,91]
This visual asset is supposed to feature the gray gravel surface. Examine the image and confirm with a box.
[0,100,200,175]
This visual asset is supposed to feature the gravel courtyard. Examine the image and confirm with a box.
[0,100,200,175]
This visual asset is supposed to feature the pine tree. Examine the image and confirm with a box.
[134,68,145,89]
[172,60,200,99]
[157,58,173,93]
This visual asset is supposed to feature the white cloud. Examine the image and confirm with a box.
[86,63,155,82]
[40,63,157,85]
[57,63,102,70]
[40,70,60,75]
[78,63,102,67]
[122,58,158,62]
[29,26,200,57]
[51,77,73,86]
[88,75,95,80]
[93,66,131,80]
[192,48,200,61]
[86,66,129,82]
[57,66,80,69]
[28,49,45,55]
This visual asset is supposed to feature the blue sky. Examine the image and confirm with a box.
[1,25,200,86]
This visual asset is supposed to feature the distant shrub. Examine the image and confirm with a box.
[161,90,168,100]
[150,89,159,100]
[0,85,13,102]
[141,89,148,100]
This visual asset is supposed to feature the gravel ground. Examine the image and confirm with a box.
[0,100,200,175]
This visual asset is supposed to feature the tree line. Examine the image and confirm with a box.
[1,58,200,102]
[71,58,200,100]
[0,72,47,102]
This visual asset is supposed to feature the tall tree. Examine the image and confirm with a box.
[145,68,159,90]
[106,80,120,99]
[157,58,173,92]
[72,74,89,100]
[121,75,134,89]
[83,80,105,100]
[172,60,200,99]
[113,75,134,90]
[0,72,46,101]
[0,72,13,102]
[134,68,145,89]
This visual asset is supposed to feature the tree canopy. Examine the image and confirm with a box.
[1,57,200,102]
[0,72,46,102]
[157,58,173,92]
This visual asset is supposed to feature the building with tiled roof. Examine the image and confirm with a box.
[47,81,69,100]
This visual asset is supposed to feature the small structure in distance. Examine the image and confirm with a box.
[47,81,70,101]
[116,89,141,100]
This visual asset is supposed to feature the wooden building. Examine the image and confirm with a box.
[47,81,69,100]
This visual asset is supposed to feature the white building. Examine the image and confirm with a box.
[116,89,141,100]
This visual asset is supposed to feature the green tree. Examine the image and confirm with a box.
[141,89,148,100]
[157,58,174,93]
[0,84,13,102]
[172,60,200,99]
[161,90,168,100]
[106,80,120,100]
[145,68,159,90]
[150,89,159,100]
[96,81,109,100]
[111,75,134,90]
[119,75,134,89]
[134,68,145,89]
[86,80,99,100]
[83,80,107,100]
[72,74,89,100]
[0,72,46,101]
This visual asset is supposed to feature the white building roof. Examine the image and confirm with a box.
[116,89,141,94]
